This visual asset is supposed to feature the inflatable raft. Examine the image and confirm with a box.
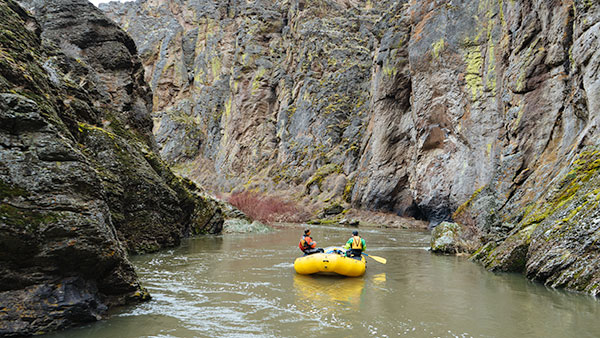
[294,247,366,277]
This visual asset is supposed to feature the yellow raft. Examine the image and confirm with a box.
[294,247,366,277]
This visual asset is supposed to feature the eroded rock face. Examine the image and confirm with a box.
[425,1,600,296]
[0,0,222,334]
[101,0,404,211]
[17,0,223,252]
[102,0,600,295]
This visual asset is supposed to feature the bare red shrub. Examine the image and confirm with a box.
[227,191,308,224]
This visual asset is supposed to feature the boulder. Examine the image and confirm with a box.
[430,222,474,254]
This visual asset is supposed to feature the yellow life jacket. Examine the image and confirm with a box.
[351,236,363,250]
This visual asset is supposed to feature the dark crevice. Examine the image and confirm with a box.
[563,6,575,74]
[540,106,564,162]
[500,186,518,211]
[399,201,426,221]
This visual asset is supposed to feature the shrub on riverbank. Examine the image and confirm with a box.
[227,192,309,224]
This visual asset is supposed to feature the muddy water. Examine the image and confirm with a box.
[45,225,599,338]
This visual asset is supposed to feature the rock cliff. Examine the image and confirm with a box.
[0,0,222,335]
[102,0,600,296]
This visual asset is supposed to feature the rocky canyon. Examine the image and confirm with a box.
[1,0,600,335]
[102,0,600,294]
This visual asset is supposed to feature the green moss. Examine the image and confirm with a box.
[499,0,506,27]
[471,241,496,261]
[77,122,116,140]
[305,163,342,192]
[104,113,148,145]
[130,288,151,301]
[518,149,600,236]
[0,204,58,233]
[515,37,541,92]
[464,46,484,100]
[342,177,355,203]
[485,40,497,95]
[307,218,339,225]
[453,185,485,218]
[224,97,232,117]
[0,180,29,199]
[251,67,267,95]
[211,56,221,80]
[382,60,398,77]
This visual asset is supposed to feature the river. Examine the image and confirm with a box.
[44,225,600,338]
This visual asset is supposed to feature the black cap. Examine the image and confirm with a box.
[352,230,358,236]
[304,229,310,234]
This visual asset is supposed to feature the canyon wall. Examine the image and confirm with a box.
[0,0,222,335]
[102,0,600,296]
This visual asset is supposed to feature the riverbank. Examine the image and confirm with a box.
[340,209,429,230]
[305,208,429,230]
[218,190,428,231]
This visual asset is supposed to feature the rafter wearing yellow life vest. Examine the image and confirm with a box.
[343,230,366,259]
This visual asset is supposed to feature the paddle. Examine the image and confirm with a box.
[362,252,387,264]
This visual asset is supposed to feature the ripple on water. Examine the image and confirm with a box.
[371,246,430,251]
[131,266,349,336]
[272,262,294,269]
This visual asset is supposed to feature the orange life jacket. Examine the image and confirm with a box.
[299,235,316,251]
[351,236,363,250]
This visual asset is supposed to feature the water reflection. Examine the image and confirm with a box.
[293,274,365,309]
[371,272,386,286]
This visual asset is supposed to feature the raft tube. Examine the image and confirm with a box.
[294,247,366,277]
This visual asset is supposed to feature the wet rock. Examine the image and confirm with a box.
[339,218,359,227]
[222,219,272,234]
[474,149,600,295]
[322,203,344,217]
[0,276,140,336]
[430,222,474,254]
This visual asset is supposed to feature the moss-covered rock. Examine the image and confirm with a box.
[430,222,477,255]
[473,148,600,293]
[0,0,222,335]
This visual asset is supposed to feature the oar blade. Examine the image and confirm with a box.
[363,253,387,264]
[371,255,387,264]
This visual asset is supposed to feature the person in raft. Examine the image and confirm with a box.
[299,229,324,255]
[344,230,366,259]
